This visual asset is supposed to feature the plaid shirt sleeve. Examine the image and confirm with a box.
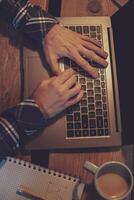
[0,1,58,156]
[0,99,46,157]
[0,0,59,43]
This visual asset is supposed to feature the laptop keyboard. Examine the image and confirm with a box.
[64,25,110,138]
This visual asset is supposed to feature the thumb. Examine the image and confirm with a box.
[49,56,62,75]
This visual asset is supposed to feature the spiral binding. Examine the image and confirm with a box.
[7,157,78,182]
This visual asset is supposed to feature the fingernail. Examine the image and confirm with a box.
[104,52,108,59]
[91,69,98,78]
[104,61,108,67]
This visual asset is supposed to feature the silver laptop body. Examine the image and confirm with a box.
[23,17,121,150]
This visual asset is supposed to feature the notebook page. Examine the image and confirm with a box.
[0,157,84,200]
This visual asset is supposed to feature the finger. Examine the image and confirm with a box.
[79,47,108,67]
[80,35,102,47]
[63,75,77,90]
[66,90,84,107]
[48,56,62,75]
[67,83,81,99]
[83,41,108,59]
[71,50,98,78]
[57,68,76,84]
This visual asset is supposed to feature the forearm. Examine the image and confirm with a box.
[0,99,46,157]
[0,0,58,43]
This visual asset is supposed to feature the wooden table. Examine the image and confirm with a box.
[0,0,133,199]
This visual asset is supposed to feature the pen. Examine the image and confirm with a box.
[16,185,46,200]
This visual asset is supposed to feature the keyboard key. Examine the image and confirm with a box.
[81,107,88,113]
[82,114,88,128]
[87,82,93,89]
[80,78,86,84]
[83,92,87,98]
[76,26,82,33]
[105,129,109,135]
[96,101,102,108]
[101,75,105,81]
[103,104,107,110]
[90,129,96,136]
[102,89,106,95]
[81,100,87,106]
[102,96,106,103]
[95,87,101,93]
[103,111,107,117]
[97,26,101,33]
[80,116,87,131]
[94,80,100,86]
[81,85,86,91]
[74,112,81,121]
[98,129,104,136]
[101,82,105,88]
[82,114,88,121]
[89,112,95,118]
[104,119,109,128]
[73,104,80,111]
[75,123,81,129]
[83,26,89,33]
[75,130,81,137]
[87,90,94,96]
[97,116,103,128]
[89,119,96,128]
[82,130,89,136]
[66,115,73,121]
[100,69,105,74]
[90,32,96,38]
[67,123,74,129]
[88,97,94,103]
[90,26,96,31]
[67,130,74,137]
[82,120,88,129]
[95,94,101,100]
[88,104,95,110]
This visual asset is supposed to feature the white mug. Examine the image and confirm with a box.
[84,161,134,200]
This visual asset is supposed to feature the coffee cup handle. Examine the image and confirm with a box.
[84,161,98,174]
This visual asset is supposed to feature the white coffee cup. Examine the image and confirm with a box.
[84,161,134,200]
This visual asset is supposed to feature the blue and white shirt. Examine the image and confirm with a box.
[0,0,58,157]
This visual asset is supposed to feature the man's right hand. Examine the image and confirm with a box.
[32,68,83,118]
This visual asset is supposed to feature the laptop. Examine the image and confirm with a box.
[23,1,134,150]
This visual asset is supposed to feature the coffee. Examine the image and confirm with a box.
[97,173,129,198]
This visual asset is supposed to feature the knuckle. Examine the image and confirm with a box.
[57,87,66,97]
[57,88,63,96]
[72,75,77,82]
[75,83,81,91]
[49,80,56,88]
[89,51,96,59]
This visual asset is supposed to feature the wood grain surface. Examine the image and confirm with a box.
[0,21,21,113]
[0,0,48,113]
[0,0,132,199]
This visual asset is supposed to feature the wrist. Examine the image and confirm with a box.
[32,96,50,120]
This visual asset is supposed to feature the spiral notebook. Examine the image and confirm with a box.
[0,157,84,200]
